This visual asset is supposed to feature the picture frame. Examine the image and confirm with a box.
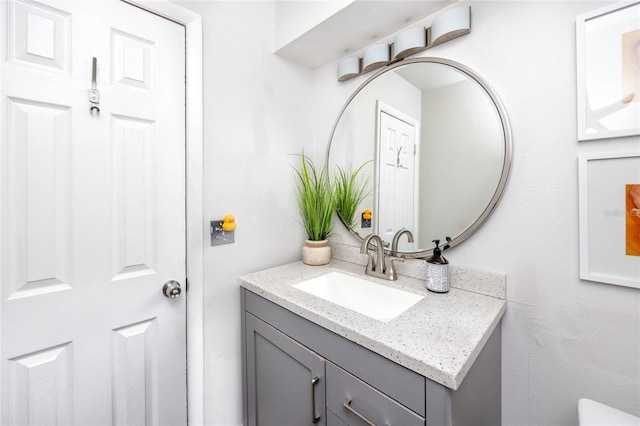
[576,1,640,141]
[578,150,640,288]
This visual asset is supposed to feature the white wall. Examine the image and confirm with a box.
[176,2,313,424]
[313,2,640,425]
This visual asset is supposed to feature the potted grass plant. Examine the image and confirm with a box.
[293,152,335,265]
[333,161,371,230]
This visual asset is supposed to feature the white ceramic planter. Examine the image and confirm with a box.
[302,239,331,266]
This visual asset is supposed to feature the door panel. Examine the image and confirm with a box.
[8,343,73,425]
[1,1,187,424]
[6,98,72,298]
[112,319,159,425]
[9,0,70,71]
[111,29,154,90]
[111,115,157,280]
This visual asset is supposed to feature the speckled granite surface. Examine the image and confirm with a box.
[239,258,506,390]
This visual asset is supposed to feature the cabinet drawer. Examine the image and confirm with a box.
[326,362,424,426]
[327,409,350,426]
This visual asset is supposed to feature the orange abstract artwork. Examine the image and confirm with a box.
[626,184,640,256]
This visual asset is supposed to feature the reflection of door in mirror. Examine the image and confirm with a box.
[375,102,419,250]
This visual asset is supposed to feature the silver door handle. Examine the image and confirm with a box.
[162,280,182,298]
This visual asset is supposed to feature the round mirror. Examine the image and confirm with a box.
[327,57,512,258]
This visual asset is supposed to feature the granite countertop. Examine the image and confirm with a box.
[239,258,506,391]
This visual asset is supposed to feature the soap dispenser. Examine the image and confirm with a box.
[426,238,450,293]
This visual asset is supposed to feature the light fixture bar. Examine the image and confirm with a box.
[337,6,471,82]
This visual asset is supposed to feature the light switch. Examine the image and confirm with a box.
[210,219,235,246]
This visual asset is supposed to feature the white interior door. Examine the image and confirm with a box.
[1,0,187,424]
[376,106,418,250]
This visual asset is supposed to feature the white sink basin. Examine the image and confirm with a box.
[292,271,423,323]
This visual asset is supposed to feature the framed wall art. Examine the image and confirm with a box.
[579,150,640,288]
[576,2,640,141]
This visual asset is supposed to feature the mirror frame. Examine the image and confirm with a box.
[326,57,513,258]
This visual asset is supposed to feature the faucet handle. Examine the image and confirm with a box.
[385,256,403,281]
[363,252,376,272]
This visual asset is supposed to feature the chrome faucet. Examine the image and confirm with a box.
[391,228,414,256]
[360,233,402,281]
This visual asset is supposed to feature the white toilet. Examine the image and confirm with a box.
[578,398,640,426]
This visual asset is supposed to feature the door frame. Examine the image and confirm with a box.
[121,1,204,424]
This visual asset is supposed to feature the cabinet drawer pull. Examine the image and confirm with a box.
[343,398,381,426]
[312,376,321,424]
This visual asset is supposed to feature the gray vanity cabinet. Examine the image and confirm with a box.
[242,288,501,426]
[244,313,326,426]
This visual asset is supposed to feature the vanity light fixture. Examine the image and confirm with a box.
[393,26,427,60]
[337,56,361,81]
[337,6,471,82]
[430,6,471,47]
[362,43,391,73]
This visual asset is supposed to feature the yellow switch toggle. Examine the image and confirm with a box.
[222,214,236,231]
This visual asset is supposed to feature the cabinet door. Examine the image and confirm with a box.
[245,313,326,426]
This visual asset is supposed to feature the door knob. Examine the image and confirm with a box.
[162,280,182,298]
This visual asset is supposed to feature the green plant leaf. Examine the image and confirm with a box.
[333,161,372,229]
[292,151,336,241]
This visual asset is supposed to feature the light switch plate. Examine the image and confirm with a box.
[210,220,234,246]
